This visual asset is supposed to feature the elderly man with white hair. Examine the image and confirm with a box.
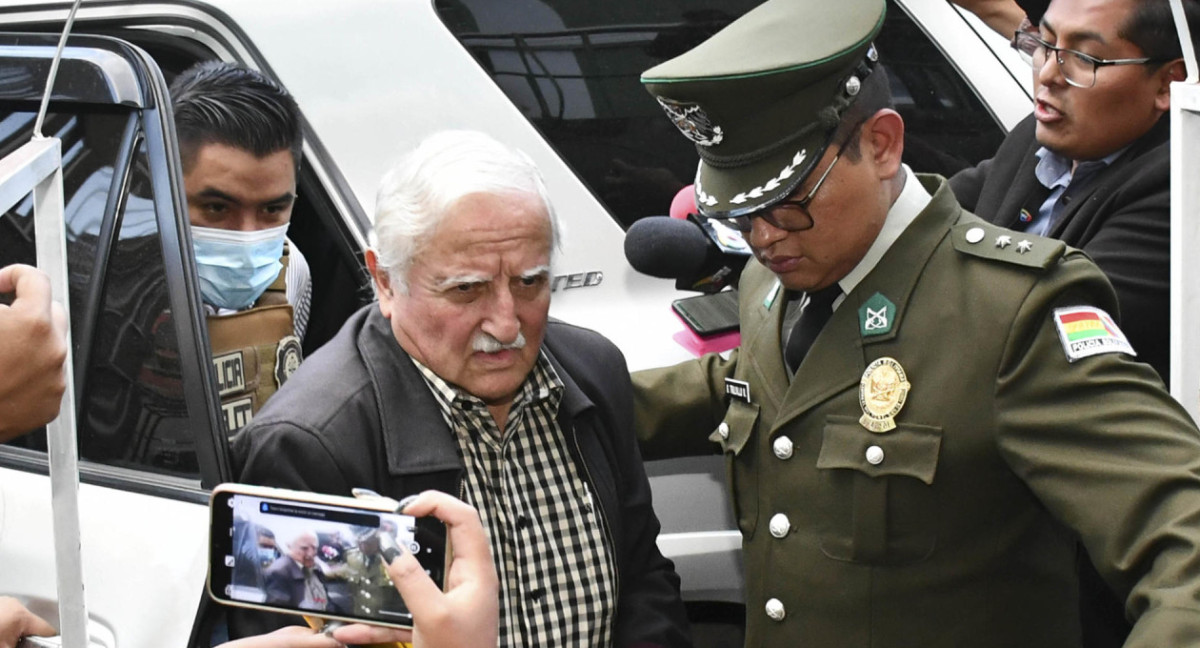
[262,530,333,612]
[231,130,691,647]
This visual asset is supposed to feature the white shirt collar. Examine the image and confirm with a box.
[834,164,930,303]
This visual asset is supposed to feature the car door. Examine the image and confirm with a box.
[0,32,230,647]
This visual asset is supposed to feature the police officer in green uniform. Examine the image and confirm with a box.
[338,528,403,617]
[631,0,1200,645]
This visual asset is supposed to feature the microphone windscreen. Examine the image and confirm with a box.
[624,216,711,280]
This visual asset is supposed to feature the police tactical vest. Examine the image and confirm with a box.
[207,243,303,435]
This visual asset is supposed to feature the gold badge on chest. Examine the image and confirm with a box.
[858,357,910,433]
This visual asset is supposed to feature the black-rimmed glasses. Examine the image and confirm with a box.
[1012,31,1168,89]
[720,141,846,234]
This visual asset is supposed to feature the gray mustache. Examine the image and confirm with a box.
[473,331,527,353]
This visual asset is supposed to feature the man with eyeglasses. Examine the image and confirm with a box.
[630,0,1200,646]
[954,9,1195,641]
[951,0,1199,388]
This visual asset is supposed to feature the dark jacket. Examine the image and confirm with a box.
[262,556,340,613]
[950,114,1171,384]
[231,304,691,647]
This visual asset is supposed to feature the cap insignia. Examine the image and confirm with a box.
[695,178,719,207]
[729,149,807,205]
[657,97,724,147]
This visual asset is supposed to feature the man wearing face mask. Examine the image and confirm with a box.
[170,61,312,435]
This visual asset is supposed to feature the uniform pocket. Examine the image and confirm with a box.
[816,415,942,565]
[709,399,760,539]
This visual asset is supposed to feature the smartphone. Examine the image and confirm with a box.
[672,289,740,337]
[208,483,447,629]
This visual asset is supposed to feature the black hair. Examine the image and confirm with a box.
[1120,0,1200,63]
[1018,0,1050,25]
[169,61,302,171]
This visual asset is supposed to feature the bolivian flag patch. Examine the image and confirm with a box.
[1053,306,1136,362]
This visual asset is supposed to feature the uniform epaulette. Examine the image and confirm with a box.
[950,219,1065,270]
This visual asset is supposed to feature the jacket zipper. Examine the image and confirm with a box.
[569,426,620,598]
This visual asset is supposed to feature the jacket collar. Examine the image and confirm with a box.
[772,174,960,429]
[1047,115,1169,238]
[355,307,591,477]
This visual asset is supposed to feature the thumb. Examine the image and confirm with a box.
[383,541,443,621]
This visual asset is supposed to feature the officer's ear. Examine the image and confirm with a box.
[864,108,904,181]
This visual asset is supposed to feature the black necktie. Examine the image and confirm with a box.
[785,285,840,373]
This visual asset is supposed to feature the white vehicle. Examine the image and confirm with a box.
[0,1,1029,646]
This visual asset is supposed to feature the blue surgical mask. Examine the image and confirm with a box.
[191,223,288,310]
[258,547,278,566]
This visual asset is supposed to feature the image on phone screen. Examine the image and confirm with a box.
[209,490,446,626]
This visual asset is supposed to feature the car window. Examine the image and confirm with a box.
[436,0,1006,228]
[882,3,1006,180]
[0,105,203,480]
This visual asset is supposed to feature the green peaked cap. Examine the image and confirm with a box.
[641,0,886,218]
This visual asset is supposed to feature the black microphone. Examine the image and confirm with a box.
[624,216,749,293]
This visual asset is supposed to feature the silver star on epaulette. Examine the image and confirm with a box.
[1016,240,1034,254]
[995,235,1012,249]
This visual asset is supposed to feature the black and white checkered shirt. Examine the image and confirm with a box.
[414,352,617,647]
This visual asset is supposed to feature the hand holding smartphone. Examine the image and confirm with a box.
[208,484,448,629]
[329,491,500,648]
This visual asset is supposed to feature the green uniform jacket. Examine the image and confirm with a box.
[634,175,1200,647]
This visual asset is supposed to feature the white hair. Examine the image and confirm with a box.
[283,528,317,550]
[369,130,562,293]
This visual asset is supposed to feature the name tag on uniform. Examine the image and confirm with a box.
[213,351,246,397]
[725,378,751,403]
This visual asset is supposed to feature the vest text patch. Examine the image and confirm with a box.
[222,397,254,434]
[213,351,246,397]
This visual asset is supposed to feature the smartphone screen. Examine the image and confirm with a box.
[208,488,446,628]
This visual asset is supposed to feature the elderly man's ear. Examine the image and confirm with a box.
[365,249,394,304]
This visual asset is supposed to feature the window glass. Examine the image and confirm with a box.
[436,0,1005,227]
[0,106,201,480]
[880,5,1006,179]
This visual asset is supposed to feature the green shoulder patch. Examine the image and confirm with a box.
[858,292,896,337]
[951,221,1064,270]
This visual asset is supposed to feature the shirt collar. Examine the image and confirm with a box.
[1034,145,1127,191]
[835,164,930,301]
[410,351,564,420]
